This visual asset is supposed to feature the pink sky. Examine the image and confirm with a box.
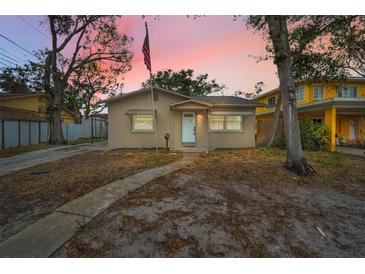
[0,15,279,96]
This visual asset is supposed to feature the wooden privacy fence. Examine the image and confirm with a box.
[256,119,284,146]
[0,117,107,149]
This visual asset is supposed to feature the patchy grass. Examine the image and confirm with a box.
[0,143,54,158]
[306,150,346,168]
[53,148,365,258]
[0,149,182,242]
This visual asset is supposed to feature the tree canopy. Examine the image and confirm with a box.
[247,16,365,82]
[141,69,226,96]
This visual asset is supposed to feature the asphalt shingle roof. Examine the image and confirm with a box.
[193,95,263,106]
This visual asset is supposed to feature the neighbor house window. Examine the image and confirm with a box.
[267,96,276,107]
[313,85,324,100]
[336,85,357,98]
[312,118,323,125]
[132,114,154,132]
[295,87,305,102]
[208,115,243,131]
[208,115,225,131]
[226,116,242,131]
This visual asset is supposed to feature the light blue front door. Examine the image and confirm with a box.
[182,112,196,144]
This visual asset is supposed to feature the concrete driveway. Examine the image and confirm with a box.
[0,143,108,176]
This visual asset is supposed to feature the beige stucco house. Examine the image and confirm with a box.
[104,87,265,151]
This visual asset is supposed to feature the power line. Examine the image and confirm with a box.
[16,16,51,40]
[0,33,37,58]
[0,61,9,67]
[0,52,21,64]
[0,47,25,63]
[0,57,18,66]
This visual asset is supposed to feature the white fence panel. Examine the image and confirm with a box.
[20,121,30,146]
[4,121,19,148]
[81,118,91,138]
[66,123,82,141]
[40,122,48,143]
[0,120,3,148]
[1,117,107,149]
[30,122,39,145]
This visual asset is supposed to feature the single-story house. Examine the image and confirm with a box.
[103,87,265,151]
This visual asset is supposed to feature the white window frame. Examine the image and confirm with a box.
[131,114,155,133]
[313,84,324,101]
[208,115,225,131]
[208,115,243,132]
[336,85,358,98]
[267,96,276,107]
[295,87,305,102]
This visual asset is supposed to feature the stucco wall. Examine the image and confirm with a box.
[108,90,257,150]
[108,90,182,149]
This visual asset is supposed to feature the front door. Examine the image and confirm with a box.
[349,119,356,140]
[182,112,196,144]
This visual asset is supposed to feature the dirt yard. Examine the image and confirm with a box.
[53,148,365,257]
[0,149,181,243]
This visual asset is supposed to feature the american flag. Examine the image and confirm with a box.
[142,22,151,72]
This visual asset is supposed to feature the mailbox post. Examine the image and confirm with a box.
[164,133,170,151]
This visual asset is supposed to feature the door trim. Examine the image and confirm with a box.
[349,119,356,140]
[181,112,196,145]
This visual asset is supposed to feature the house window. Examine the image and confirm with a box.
[208,115,225,131]
[336,85,357,98]
[226,116,242,131]
[313,85,324,100]
[295,87,305,102]
[267,96,276,107]
[132,114,154,132]
[312,118,323,125]
[208,115,243,131]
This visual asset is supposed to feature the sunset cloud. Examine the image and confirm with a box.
[0,15,279,96]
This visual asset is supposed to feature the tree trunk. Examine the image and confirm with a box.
[265,15,316,176]
[47,91,65,144]
[267,95,281,147]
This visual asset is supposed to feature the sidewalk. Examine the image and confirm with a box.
[0,142,107,176]
[0,153,197,257]
[337,146,365,157]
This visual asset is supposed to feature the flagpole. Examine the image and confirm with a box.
[145,22,159,155]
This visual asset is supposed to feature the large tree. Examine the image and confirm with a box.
[249,16,316,175]
[141,69,225,96]
[44,16,132,144]
[0,52,45,94]
[67,62,124,119]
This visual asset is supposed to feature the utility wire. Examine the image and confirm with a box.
[16,16,51,40]
[0,60,9,67]
[0,47,25,63]
[0,56,18,66]
[0,33,37,58]
[0,52,21,64]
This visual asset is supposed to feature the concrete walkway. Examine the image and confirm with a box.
[0,153,197,257]
[0,142,107,176]
[337,146,365,157]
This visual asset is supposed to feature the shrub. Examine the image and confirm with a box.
[274,119,329,151]
[299,119,329,151]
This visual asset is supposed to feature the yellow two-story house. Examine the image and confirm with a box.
[255,77,365,151]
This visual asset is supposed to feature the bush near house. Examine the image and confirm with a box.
[276,118,329,151]
[300,119,329,151]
